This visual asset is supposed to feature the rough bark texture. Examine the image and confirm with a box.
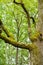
[37,0,43,65]
[30,0,43,65]
[30,41,43,65]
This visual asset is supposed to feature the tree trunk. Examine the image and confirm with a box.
[30,0,43,65]
[30,41,43,65]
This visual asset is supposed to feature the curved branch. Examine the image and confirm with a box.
[0,34,37,51]
[2,25,14,39]
[0,20,14,39]
[30,17,36,27]
[13,0,30,27]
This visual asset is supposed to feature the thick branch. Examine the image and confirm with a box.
[2,25,14,39]
[0,20,14,39]
[0,34,37,51]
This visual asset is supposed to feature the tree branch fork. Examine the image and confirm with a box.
[0,0,42,51]
[0,20,37,51]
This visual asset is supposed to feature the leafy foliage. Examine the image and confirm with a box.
[0,0,38,65]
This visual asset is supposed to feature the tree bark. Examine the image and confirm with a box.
[30,0,43,65]
[30,41,43,65]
